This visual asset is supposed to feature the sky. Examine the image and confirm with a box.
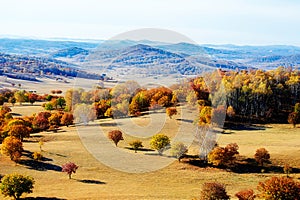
[1,0,300,45]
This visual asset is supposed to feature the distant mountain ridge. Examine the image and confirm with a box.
[0,38,300,78]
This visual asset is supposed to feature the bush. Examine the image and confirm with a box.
[170,142,188,161]
[254,148,270,166]
[166,107,177,119]
[235,189,256,200]
[257,176,300,200]
[32,152,43,161]
[62,162,79,179]
[108,130,124,146]
[200,182,230,200]
[0,173,34,200]
[208,143,239,166]
[150,134,170,155]
[129,140,143,153]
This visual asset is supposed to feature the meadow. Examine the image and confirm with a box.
[0,103,299,199]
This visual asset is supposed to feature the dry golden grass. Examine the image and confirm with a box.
[0,105,299,199]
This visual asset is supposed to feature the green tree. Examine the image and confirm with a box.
[14,90,26,105]
[150,134,170,155]
[56,97,66,109]
[0,173,34,200]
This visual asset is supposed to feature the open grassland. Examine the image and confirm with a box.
[0,105,299,199]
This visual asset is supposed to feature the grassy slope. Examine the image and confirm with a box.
[0,105,299,199]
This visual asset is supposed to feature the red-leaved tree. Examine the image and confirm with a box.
[62,162,78,179]
[108,130,123,146]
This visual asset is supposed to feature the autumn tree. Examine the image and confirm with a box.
[166,107,177,119]
[170,142,188,161]
[0,173,34,200]
[150,134,170,155]
[129,140,143,153]
[1,136,23,162]
[28,93,38,105]
[226,105,235,118]
[32,112,51,131]
[5,118,32,141]
[200,182,230,200]
[254,148,270,166]
[208,143,239,166]
[60,112,74,127]
[235,189,256,200]
[108,130,124,146]
[257,176,300,200]
[62,162,78,179]
[288,112,299,128]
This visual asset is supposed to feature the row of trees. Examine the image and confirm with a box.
[107,130,188,160]
[0,105,74,162]
[199,176,300,200]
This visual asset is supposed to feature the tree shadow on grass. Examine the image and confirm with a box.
[224,122,267,131]
[176,118,194,123]
[75,179,106,185]
[19,159,62,172]
[99,122,120,127]
[184,156,300,174]
[19,150,62,172]
[124,147,155,152]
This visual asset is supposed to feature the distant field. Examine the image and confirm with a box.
[0,104,299,199]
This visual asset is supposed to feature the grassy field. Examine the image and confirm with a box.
[0,104,299,199]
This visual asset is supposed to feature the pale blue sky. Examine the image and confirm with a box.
[1,0,300,45]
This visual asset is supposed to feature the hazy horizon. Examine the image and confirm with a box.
[1,0,300,46]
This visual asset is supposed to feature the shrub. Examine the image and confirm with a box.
[170,142,188,161]
[108,130,124,146]
[208,143,239,166]
[257,176,300,200]
[32,152,43,161]
[129,140,143,153]
[254,148,270,166]
[150,134,170,155]
[235,189,256,200]
[1,136,23,162]
[0,173,34,200]
[200,182,230,200]
[166,107,177,119]
[62,162,79,179]
[44,102,54,110]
